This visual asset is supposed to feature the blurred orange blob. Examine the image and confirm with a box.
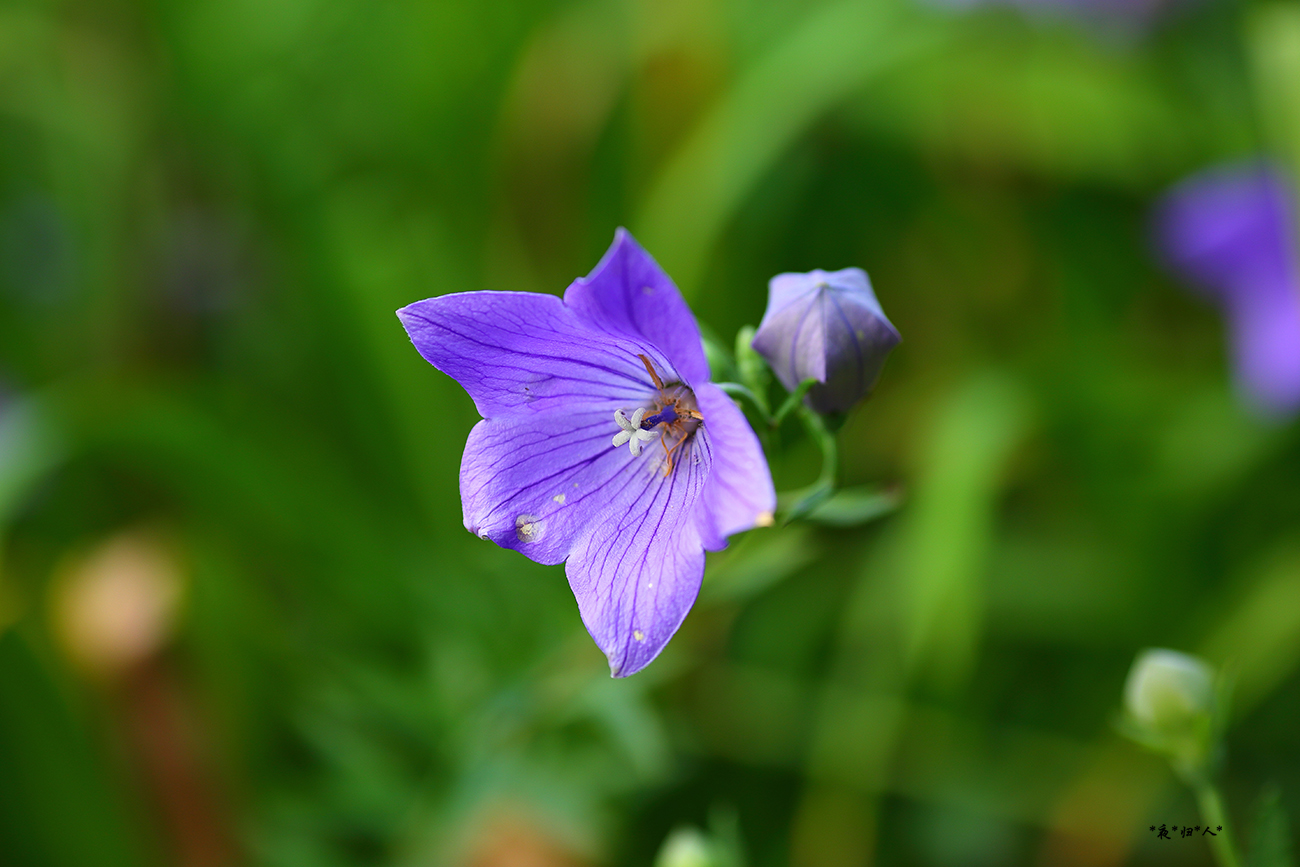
[51,530,184,680]
[460,807,589,867]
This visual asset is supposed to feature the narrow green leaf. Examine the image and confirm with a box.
[1248,786,1295,867]
[800,485,902,528]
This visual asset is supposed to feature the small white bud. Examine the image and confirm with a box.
[1124,648,1214,732]
[655,828,714,867]
[1121,648,1218,776]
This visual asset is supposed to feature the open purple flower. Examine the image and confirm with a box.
[1155,161,1300,417]
[751,268,900,414]
[397,230,775,676]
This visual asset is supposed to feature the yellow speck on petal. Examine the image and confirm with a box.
[553,493,566,504]
[515,515,540,542]
[756,511,775,527]
[633,630,644,642]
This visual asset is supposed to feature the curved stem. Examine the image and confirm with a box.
[714,381,773,427]
[1192,778,1242,867]
[780,406,838,523]
[773,378,817,426]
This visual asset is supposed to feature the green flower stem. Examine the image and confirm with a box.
[780,406,838,522]
[802,407,838,489]
[1192,778,1242,867]
[715,382,773,428]
[772,378,817,426]
[734,325,772,416]
[717,375,839,523]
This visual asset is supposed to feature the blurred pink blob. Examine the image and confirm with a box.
[52,531,183,679]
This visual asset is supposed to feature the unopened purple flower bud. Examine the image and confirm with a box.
[751,268,900,414]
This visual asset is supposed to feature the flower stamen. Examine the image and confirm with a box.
[616,354,707,474]
[639,354,666,391]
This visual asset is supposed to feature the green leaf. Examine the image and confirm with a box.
[1248,786,1295,867]
[897,372,1031,689]
[0,395,64,528]
[700,322,739,384]
[1248,5,1300,197]
[799,485,902,528]
[702,525,818,604]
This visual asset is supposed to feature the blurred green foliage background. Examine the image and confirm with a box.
[1,0,1298,865]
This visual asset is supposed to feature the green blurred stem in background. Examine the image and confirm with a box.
[635,0,947,296]
[1193,777,1243,867]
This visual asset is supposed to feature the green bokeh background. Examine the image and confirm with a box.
[1,0,1298,865]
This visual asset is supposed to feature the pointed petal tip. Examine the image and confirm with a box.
[593,226,647,272]
[395,298,430,320]
[611,226,642,249]
[395,299,440,338]
[605,642,655,679]
[564,225,711,385]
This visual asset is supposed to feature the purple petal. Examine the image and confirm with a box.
[1156,163,1295,299]
[1155,161,1300,415]
[1226,285,1300,415]
[931,0,1186,28]
[691,383,776,548]
[564,229,712,387]
[562,388,774,677]
[397,291,680,419]
[565,435,712,677]
[459,407,648,565]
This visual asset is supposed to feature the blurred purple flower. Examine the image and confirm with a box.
[934,0,1186,30]
[1155,161,1300,416]
[751,268,900,414]
[398,230,775,677]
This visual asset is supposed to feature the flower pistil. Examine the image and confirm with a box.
[610,354,703,474]
[612,408,659,455]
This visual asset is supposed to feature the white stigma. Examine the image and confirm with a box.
[612,407,659,456]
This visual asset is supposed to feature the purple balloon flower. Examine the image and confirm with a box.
[397,230,776,677]
[1155,161,1300,417]
[751,268,901,414]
